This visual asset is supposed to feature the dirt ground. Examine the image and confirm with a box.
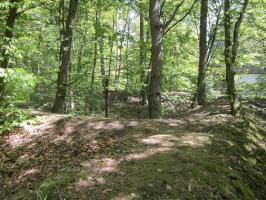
[0,99,266,199]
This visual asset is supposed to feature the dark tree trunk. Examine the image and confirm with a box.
[53,0,79,113]
[90,10,100,89]
[96,5,109,118]
[224,0,249,115]
[116,11,129,85]
[140,13,146,105]
[224,0,236,115]
[148,0,163,119]
[114,9,119,85]
[125,18,130,90]
[0,0,19,104]
[99,39,105,88]
[88,9,100,113]
[196,0,208,106]
[90,37,97,89]
[99,35,109,118]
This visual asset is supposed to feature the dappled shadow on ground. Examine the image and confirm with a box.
[0,100,265,199]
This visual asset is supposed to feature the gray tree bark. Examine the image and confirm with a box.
[53,0,79,113]
[224,0,249,115]
[140,13,146,105]
[196,0,208,106]
[148,0,164,119]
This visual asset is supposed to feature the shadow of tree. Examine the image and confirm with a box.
[0,101,265,200]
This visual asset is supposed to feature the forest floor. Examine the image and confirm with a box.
[0,98,266,200]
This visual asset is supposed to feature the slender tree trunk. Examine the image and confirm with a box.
[88,9,100,113]
[0,0,19,104]
[116,11,129,85]
[104,43,113,118]
[95,5,108,117]
[125,19,130,90]
[140,13,146,105]
[104,13,116,118]
[99,40,105,88]
[224,0,236,115]
[114,8,119,85]
[224,0,249,115]
[90,40,97,89]
[90,11,99,89]
[196,0,208,106]
[148,0,164,119]
[99,34,109,117]
[53,0,79,113]
[191,4,221,109]
[91,36,98,90]
[58,0,65,71]
[76,24,88,74]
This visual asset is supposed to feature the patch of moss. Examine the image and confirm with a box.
[35,168,77,200]
[232,179,254,199]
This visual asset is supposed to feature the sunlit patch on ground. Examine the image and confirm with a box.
[123,147,171,161]
[179,133,211,147]
[75,176,106,191]
[87,120,125,130]
[113,192,140,200]
[15,168,40,183]
[16,152,35,165]
[141,134,178,147]
[1,104,265,199]
[81,158,119,174]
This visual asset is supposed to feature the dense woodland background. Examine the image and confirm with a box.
[0,0,265,123]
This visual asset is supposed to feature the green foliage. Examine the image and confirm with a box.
[0,0,265,117]
[4,68,37,102]
[236,73,266,100]
[0,68,36,134]
[0,106,29,134]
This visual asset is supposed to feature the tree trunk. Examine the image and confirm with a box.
[99,34,109,118]
[224,0,236,115]
[53,0,79,113]
[125,18,130,91]
[90,39,97,89]
[140,13,146,105]
[224,0,249,115]
[99,39,105,88]
[90,10,99,89]
[196,0,208,106]
[148,0,164,119]
[116,11,129,85]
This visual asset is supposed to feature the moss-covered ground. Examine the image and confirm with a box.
[0,99,265,199]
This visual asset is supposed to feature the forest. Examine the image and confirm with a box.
[0,0,265,199]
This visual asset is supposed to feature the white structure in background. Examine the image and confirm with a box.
[236,74,260,84]
[236,65,265,84]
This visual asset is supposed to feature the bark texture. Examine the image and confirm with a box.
[224,0,249,115]
[140,13,146,105]
[196,0,208,106]
[53,0,79,113]
[148,0,163,119]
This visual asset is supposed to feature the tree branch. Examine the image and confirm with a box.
[160,0,167,15]
[163,0,185,30]
[164,0,198,35]
[16,1,47,15]
[207,7,221,63]
[232,0,249,64]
